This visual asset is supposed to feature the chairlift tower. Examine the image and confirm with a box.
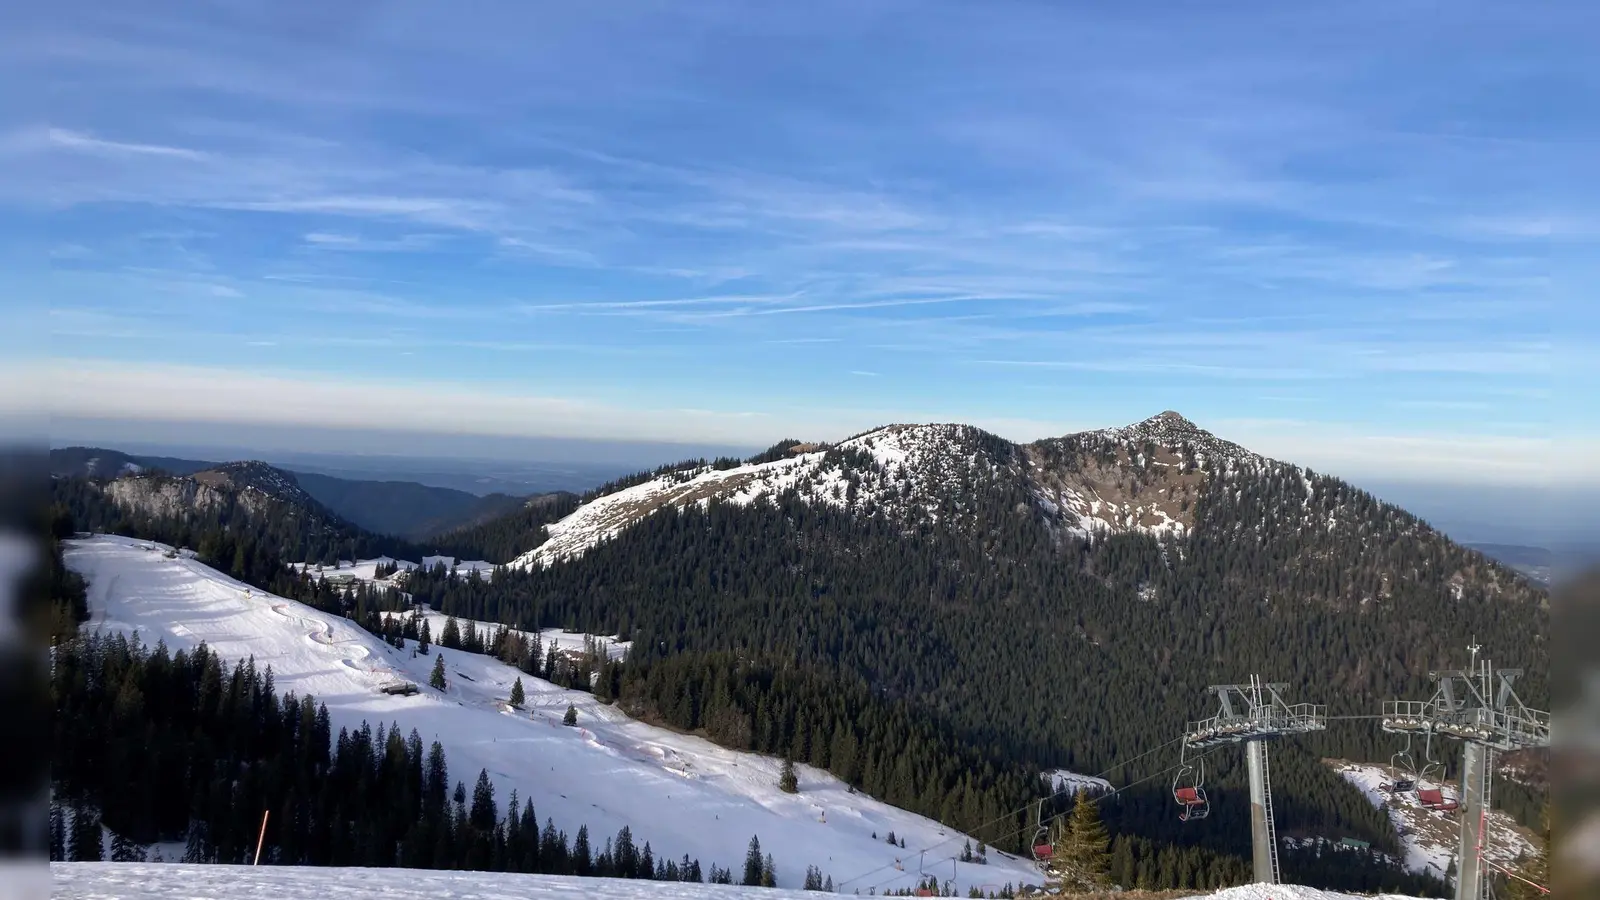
[1381,644,1551,900]
[1183,675,1328,885]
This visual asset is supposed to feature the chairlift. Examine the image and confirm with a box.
[1417,787,1459,813]
[1173,749,1209,822]
[1030,799,1053,862]
[1381,735,1418,794]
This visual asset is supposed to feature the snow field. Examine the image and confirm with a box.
[382,607,632,663]
[65,535,1040,894]
[50,863,1430,900]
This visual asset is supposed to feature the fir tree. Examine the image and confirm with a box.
[509,677,526,708]
[67,804,103,861]
[779,757,799,793]
[563,703,578,726]
[1049,789,1110,893]
[430,654,447,691]
[743,834,764,886]
[48,803,64,862]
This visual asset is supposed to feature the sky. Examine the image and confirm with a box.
[6,1,1596,489]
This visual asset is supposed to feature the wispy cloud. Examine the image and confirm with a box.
[42,127,208,161]
[8,1,1592,482]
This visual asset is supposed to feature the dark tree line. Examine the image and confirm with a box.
[49,630,718,881]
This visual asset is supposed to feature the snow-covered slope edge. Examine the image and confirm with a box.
[64,535,1039,894]
[52,863,1432,900]
[1329,760,1538,882]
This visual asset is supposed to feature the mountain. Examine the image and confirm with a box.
[50,446,537,540]
[49,445,214,478]
[289,471,530,539]
[400,410,1544,890]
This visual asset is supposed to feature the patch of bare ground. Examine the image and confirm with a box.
[1023,443,1207,531]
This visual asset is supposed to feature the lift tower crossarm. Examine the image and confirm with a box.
[1181,675,1328,886]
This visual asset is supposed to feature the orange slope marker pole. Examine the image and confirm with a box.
[253,809,270,865]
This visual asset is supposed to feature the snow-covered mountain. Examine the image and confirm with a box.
[64,535,1041,894]
[51,862,1434,900]
[505,410,1502,576]
[98,460,334,524]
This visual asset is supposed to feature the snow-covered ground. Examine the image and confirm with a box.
[382,607,632,662]
[508,424,1013,568]
[50,863,1432,900]
[1329,760,1537,881]
[1041,770,1113,796]
[289,554,496,586]
[65,535,1040,894]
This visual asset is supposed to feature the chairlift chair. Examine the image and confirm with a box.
[1416,787,1459,813]
[1030,799,1054,863]
[1381,738,1418,793]
[1173,752,1210,822]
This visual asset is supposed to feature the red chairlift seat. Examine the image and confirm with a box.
[1417,788,1459,812]
[1033,843,1054,861]
[1175,786,1209,822]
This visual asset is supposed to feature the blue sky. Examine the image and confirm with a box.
[7,1,1594,486]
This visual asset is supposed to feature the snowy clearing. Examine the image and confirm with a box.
[1328,760,1536,881]
[383,606,632,662]
[1041,770,1113,796]
[50,863,1430,900]
[65,535,1039,894]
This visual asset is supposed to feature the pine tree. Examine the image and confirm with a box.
[418,618,432,653]
[509,677,525,708]
[743,834,764,886]
[441,616,461,649]
[68,804,103,861]
[779,757,799,793]
[563,703,578,726]
[761,851,776,888]
[48,803,65,861]
[110,832,145,862]
[430,654,447,691]
[1049,789,1110,893]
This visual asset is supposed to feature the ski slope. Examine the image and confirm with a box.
[51,863,1431,900]
[65,535,1040,894]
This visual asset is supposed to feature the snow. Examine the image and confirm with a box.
[1041,770,1113,796]
[1330,760,1536,882]
[510,424,1008,569]
[50,863,1431,900]
[384,607,632,662]
[64,535,1040,894]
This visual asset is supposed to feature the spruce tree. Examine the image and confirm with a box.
[779,758,799,793]
[48,803,64,861]
[68,805,103,861]
[743,834,764,885]
[1049,789,1110,893]
[430,654,447,691]
[563,703,578,726]
[509,677,525,708]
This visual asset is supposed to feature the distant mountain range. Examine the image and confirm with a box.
[50,447,536,539]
